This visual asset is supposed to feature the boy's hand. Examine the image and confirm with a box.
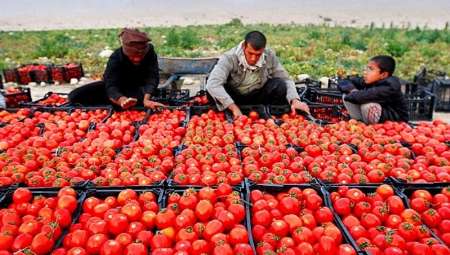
[337,80,356,93]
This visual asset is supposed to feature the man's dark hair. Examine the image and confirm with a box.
[244,31,266,50]
[370,55,396,76]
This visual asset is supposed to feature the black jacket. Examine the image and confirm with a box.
[344,76,409,122]
[103,44,159,104]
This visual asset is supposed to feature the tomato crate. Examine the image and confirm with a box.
[64,63,84,80]
[147,105,189,127]
[245,181,364,255]
[21,92,70,107]
[308,102,349,124]
[0,187,86,253]
[1,86,32,107]
[406,89,435,121]
[303,87,343,105]
[225,104,270,122]
[322,184,447,254]
[152,88,190,105]
[432,78,450,111]
[186,90,213,106]
[2,68,19,83]
[267,104,311,123]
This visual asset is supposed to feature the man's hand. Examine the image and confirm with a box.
[118,96,137,109]
[228,103,243,119]
[291,99,310,114]
[143,99,165,109]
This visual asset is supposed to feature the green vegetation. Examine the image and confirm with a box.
[0,20,449,80]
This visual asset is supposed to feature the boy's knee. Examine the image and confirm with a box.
[361,103,382,124]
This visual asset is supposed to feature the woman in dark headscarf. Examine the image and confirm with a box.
[69,28,163,109]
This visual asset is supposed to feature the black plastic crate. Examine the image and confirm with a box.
[22,92,70,107]
[2,68,19,83]
[225,104,270,121]
[245,180,364,255]
[296,86,308,98]
[309,102,349,124]
[2,87,32,107]
[432,79,450,111]
[304,87,343,105]
[406,90,435,121]
[152,88,190,105]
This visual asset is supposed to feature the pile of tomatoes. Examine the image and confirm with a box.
[250,186,357,255]
[172,110,244,185]
[0,109,31,125]
[406,187,450,246]
[37,93,69,106]
[330,184,450,255]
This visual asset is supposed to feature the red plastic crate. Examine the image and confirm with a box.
[2,69,18,83]
[50,65,67,83]
[64,63,84,80]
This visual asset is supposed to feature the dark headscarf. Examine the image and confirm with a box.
[119,28,150,57]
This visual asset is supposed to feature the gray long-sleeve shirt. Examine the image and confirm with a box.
[206,43,300,110]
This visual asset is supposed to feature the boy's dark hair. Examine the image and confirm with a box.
[244,31,266,50]
[370,55,396,76]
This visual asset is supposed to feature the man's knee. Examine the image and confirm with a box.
[265,78,287,97]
